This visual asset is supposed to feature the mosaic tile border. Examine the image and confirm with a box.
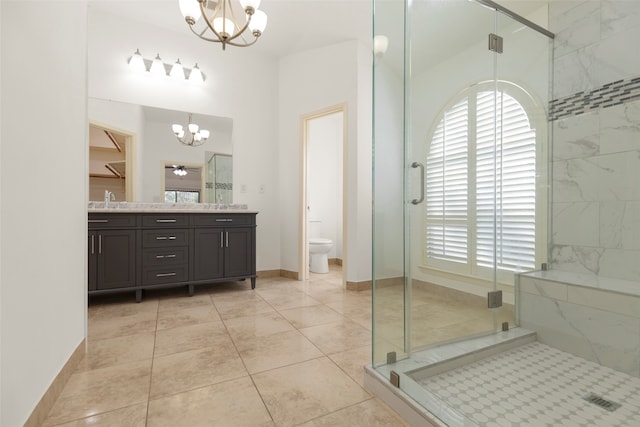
[215,182,232,190]
[550,76,640,121]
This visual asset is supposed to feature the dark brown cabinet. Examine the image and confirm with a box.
[224,227,255,281]
[88,216,137,292]
[88,211,257,302]
[192,222,256,289]
[193,228,225,281]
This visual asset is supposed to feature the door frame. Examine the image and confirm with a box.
[298,104,347,283]
[89,120,136,201]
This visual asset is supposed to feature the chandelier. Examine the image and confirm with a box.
[173,166,188,176]
[178,0,268,50]
[172,114,210,146]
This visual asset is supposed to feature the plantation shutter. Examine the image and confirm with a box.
[425,88,537,273]
[425,98,469,264]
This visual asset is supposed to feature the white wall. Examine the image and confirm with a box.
[0,2,88,426]
[308,112,343,259]
[87,7,281,271]
[278,40,372,283]
[372,59,405,281]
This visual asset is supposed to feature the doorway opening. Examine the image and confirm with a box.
[89,122,136,202]
[299,104,347,283]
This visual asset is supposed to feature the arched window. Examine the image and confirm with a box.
[424,82,546,281]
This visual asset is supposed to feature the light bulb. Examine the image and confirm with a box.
[128,49,146,72]
[199,129,210,140]
[188,123,199,134]
[172,124,183,135]
[189,64,204,83]
[249,10,267,35]
[213,17,235,38]
[150,54,165,76]
[240,0,261,13]
[179,0,201,24]
[373,35,389,55]
[170,59,185,80]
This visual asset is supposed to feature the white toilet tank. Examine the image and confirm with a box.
[309,219,321,238]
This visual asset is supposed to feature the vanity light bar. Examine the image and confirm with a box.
[128,49,206,83]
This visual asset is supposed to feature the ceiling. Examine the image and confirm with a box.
[88,0,550,74]
[88,0,373,59]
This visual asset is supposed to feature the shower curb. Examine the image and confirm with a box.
[364,365,445,427]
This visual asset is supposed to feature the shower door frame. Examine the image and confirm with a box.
[371,0,554,424]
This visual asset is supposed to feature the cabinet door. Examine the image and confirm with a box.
[96,229,136,290]
[193,228,224,281]
[224,227,255,278]
[88,231,97,291]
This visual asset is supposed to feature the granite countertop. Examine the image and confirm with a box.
[88,202,257,214]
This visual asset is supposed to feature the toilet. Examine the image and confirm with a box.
[309,219,333,274]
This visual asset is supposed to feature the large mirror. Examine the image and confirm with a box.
[88,97,233,203]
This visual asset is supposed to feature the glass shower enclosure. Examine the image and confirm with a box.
[372,0,553,423]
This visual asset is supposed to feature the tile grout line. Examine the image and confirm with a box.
[144,296,162,426]
[211,288,280,426]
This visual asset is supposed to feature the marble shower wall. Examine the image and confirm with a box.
[550,0,640,282]
[518,270,640,377]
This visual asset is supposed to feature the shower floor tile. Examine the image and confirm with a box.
[418,342,640,426]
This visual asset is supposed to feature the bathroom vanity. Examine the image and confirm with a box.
[88,203,257,302]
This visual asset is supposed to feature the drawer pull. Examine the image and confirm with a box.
[156,219,177,223]
[155,254,177,259]
[156,272,177,277]
[88,219,109,223]
[156,236,178,240]
[215,218,233,222]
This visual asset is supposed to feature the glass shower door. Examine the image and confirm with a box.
[405,0,501,353]
[372,0,500,389]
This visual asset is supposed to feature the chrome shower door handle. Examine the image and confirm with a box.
[411,162,425,205]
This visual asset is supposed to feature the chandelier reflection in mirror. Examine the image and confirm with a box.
[178,0,268,50]
[173,166,188,176]
[172,113,210,146]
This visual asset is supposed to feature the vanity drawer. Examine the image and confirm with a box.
[142,214,190,228]
[142,265,189,285]
[88,214,137,229]
[192,214,255,227]
[142,247,188,267]
[142,229,189,248]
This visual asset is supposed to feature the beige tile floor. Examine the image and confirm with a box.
[43,266,413,427]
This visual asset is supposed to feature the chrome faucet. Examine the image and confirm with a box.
[104,190,115,207]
